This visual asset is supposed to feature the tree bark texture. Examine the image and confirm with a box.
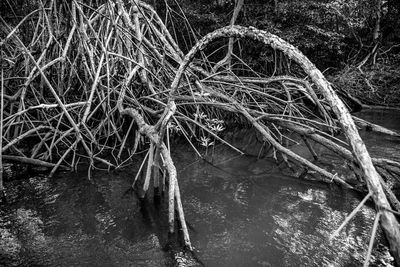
[168,25,400,265]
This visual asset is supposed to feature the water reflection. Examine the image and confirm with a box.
[0,172,169,266]
[0,110,399,266]
[176,146,394,267]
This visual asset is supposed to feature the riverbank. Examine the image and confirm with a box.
[0,132,397,267]
[330,58,400,108]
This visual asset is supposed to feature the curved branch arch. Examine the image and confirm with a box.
[164,25,400,263]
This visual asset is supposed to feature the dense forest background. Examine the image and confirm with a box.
[163,0,400,67]
[2,0,400,63]
[2,0,400,67]
[154,0,400,106]
[4,0,398,105]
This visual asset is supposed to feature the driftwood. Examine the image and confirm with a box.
[168,25,400,264]
[1,1,400,264]
[353,115,400,137]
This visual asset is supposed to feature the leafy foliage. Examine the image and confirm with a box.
[152,0,400,70]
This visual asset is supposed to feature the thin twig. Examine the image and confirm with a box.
[330,191,373,240]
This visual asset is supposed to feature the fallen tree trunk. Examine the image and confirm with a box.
[165,25,400,265]
[353,116,400,137]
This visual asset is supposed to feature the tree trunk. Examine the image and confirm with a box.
[373,0,383,43]
[168,25,400,266]
[212,0,244,72]
[372,0,383,64]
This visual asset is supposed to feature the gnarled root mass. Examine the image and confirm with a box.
[1,0,400,264]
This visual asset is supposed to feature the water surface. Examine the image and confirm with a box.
[1,110,399,266]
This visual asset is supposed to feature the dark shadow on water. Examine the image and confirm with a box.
[1,110,399,266]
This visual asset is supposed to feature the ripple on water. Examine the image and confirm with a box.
[176,144,395,267]
[1,110,399,266]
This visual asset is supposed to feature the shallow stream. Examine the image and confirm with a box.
[1,110,400,266]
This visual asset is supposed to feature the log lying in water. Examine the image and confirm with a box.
[168,25,400,264]
[353,116,400,137]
